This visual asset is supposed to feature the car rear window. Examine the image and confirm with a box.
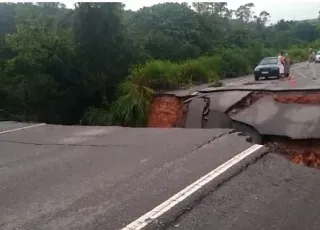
[317,51,320,55]
[259,58,278,65]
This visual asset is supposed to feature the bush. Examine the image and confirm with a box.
[131,60,175,90]
[95,56,224,127]
[219,48,252,78]
[109,81,154,127]
[209,78,223,87]
[179,59,208,84]
[196,56,223,73]
[82,41,319,127]
[81,80,154,127]
[80,107,112,126]
[130,55,223,91]
[286,47,308,62]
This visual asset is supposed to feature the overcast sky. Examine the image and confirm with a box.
[65,1,320,23]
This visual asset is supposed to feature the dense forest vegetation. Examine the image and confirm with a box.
[0,2,320,126]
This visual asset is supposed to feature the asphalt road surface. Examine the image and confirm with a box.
[226,61,319,86]
[165,154,320,230]
[166,61,319,97]
[0,124,265,230]
[1,62,320,230]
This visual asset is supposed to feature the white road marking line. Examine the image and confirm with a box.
[122,144,264,230]
[294,64,318,80]
[0,123,46,135]
[286,62,318,81]
[295,70,313,80]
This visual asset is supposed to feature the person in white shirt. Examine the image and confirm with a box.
[278,51,285,78]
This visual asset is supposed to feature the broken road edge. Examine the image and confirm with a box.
[122,144,269,230]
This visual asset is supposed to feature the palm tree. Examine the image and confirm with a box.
[110,80,154,127]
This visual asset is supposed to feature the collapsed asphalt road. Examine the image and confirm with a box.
[145,62,320,229]
[1,62,320,230]
[149,62,320,165]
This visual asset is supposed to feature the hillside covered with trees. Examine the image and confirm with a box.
[0,2,320,126]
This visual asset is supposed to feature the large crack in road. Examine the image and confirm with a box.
[148,63,320,170]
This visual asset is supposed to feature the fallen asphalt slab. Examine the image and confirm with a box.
[206,91,251,112]
[0,124,267,230]
[231,95,320,139]
[165,153,320,230]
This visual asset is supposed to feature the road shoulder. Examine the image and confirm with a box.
[165,153,320,230]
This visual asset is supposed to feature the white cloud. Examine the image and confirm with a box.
[125,0,320,22]
[63,0,320,22]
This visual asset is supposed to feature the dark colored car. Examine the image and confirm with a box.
[315,51,320,63]
[254,57,280,81]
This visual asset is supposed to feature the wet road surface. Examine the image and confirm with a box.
[165,154,320,230]
[1,62,320,230]
[0,124,262,230]
[162,62,320,230]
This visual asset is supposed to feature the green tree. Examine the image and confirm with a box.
[73,3,131,100]
[1,2,320,126]
[3,5,78,123]
[235,3,255,22]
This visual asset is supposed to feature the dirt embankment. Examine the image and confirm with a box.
[273,93,320,104]
[148,95,184,127]
[265,138,320,169]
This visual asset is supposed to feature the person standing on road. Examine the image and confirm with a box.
[308,48,317,79]
[309,48,316,62]
[284,52,291,79]
[278,51,285,78]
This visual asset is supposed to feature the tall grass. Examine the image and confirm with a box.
[130,56,223,91]
[80,107,112,126]
[110,80,154,127]
[286,39,320,62]
[81,80,154,127]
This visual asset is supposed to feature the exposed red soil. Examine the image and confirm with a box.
[227,91,320,117]
[290,152,320,168]
[273,93,320,104]
[175,103,189,128]
[265,138,320,169]
[148,95,184,127]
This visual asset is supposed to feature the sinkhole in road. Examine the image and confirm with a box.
[226,91,320,169]
[228,91,320,170]
[147,91,320,169]
[241,92,320,169]
[263,136,320,169]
